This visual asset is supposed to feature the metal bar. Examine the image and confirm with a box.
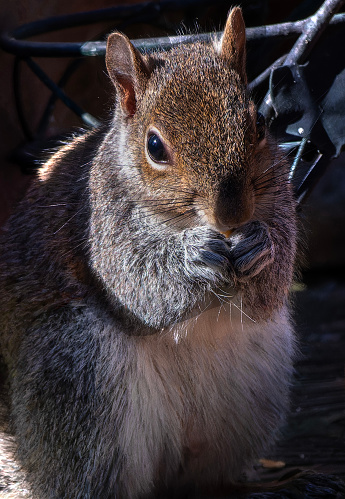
[13,58,35,141]
[10,0,224,39]
[81,32,215,56]
[0,0,220,57]
[11,3,158,38]
[36,58,84,137]
[295,153,330,207]
[289,137,308,181]
[1,9,345,58]
[24,57,100,128]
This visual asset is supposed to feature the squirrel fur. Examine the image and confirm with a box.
[0,8,297,498]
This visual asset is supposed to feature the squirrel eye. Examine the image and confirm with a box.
[256,112,266,142]
[147,133,168,163]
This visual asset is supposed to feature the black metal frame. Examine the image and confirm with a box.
[1,0,345,206]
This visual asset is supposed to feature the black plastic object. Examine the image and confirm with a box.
[269,34,345,159]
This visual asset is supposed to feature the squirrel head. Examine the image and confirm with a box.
[105,8,271,233]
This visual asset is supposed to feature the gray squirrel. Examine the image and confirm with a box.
[0,7,297,498]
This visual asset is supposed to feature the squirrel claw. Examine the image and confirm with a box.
[182,227,232,284]
[230,221,274,281]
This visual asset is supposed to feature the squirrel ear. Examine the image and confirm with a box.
[106,33,150,117]
[220,7,247,84]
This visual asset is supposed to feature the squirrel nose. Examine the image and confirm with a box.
[215,202,253,231]
[214,180,254,230]
[215,209,251,231]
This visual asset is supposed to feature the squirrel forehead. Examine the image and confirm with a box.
[144,44,251,128]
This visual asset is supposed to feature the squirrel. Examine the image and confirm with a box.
[0,7,297,499]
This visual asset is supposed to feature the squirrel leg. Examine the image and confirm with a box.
[10,306,127,499]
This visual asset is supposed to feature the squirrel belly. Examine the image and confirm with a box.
[117,302,295,497]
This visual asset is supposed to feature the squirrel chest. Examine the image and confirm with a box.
[116,301,294,496]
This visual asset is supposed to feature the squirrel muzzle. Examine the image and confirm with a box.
[213,177,255,231]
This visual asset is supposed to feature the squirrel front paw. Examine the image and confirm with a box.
[229,221,274,281]
[182,227,232,284]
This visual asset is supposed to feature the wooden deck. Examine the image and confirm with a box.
[248,271,345,497]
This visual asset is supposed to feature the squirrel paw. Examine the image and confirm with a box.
[230,221,274,281]
[182,227,232,283]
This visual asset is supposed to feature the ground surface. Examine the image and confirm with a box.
[245,270,345,497]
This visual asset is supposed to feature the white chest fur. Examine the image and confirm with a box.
[117,301,294,498]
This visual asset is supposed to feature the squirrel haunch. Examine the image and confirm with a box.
[0,8,297,498]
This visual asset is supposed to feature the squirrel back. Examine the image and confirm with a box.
[0,8,297,498]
